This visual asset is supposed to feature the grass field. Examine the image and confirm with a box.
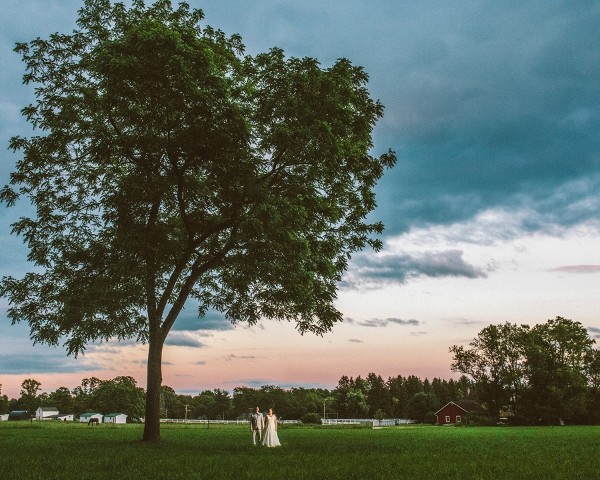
[1,422,599,480]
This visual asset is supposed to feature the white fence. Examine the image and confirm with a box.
[159,418,413,426]
[321,418,415,427]
[160,419,301,424]
[160,419,248,424]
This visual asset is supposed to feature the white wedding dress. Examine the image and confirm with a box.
[262,414,281,447]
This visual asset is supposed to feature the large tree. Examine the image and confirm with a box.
[522,317,595,422]
[450,322,530,417]
[1,0,395,441]
[451,317,597,423]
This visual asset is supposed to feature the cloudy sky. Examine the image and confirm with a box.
[1,0,600,399]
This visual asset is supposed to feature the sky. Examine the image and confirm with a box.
[1,0,600,400]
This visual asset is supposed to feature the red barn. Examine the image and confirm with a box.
[435,402,468,425]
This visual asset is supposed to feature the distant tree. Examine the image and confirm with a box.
[431,378,450,405]
[177,394,195,419]
[259,385,289,418]
[387,376,409,418]
[17,378,42,413]
[585,349,600,423]
[284,388,309,419]
[450,322,529,417]
[20,378,41,398]
[403,375,424,399]
[91,376,145,420]
[71,377,103,414]
[407,392,440,423]
[46,387,74,414]
[191,390,215,419]
[8,398,19,412]
[366,373,391,417]
[585,349,600,390]
[451,317,598,424]
[192,389,231,419]
[344,388,369,418]
[1,0,394,442]
[300,412,322,424]
[333,375,353,417]
[521,317,594,423]
[211,389,233,420]
[0,385,9,414]
[288,388,330,419]
[160,385,183,419]
[231,387,262,418]
[422,378,432,394]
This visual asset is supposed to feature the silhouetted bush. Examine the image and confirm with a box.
[301,413,322,424]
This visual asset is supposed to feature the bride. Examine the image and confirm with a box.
[262,408,281,447]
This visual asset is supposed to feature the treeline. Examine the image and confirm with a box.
[450,316,600,425]
[1,376,146,420]
[5,316,595,425]
[1,373,475,423]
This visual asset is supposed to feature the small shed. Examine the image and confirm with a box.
[36,406,59,420]
[103,413,128,424]
[8,410,31,421]
[435,402,468,425]
[0,413,9,421]
[80,412,103,423]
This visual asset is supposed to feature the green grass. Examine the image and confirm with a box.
[1,422,599,479]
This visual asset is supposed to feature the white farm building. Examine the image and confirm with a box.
[80,412,103,423]
[103,413,127,424]
[36,407,59,420]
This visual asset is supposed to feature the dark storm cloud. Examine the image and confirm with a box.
[198,1,600,236]
[369,1,600,235]
[4,1,600,240]
[345,249,487,287]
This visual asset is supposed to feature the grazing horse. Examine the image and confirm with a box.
[88,417,100,426]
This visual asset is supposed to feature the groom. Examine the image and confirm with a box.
[250,406,265,445]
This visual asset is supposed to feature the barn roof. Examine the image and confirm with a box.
[434,401,469,415]
[104,413,127,417]
[38,406,59,411]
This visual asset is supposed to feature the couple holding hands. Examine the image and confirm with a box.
[250,406,281,447]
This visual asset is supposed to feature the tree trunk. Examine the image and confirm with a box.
[142,336,163,442]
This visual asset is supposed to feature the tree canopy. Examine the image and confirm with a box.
[450,317,599,424]
[1,0,395,441]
